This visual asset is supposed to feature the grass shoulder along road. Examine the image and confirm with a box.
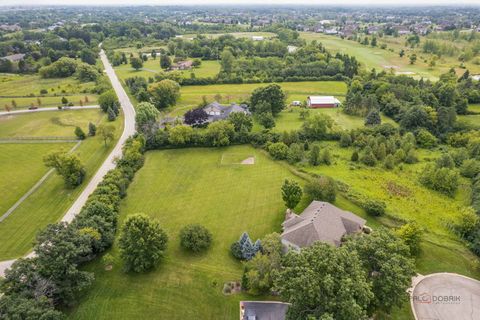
[0,112,124,260]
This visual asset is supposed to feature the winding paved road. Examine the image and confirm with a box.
[0,49,136,277]
[411,273,480,320]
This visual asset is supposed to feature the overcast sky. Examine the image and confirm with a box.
[1,0,480,6]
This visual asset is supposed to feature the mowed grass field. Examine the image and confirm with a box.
[302,141,479,279]
[169,81,347,116]
[114,59,221,81]
[257,106,397,132]
[69,145,375,319]
[0,143,74,215]
[299,32,463,81]
[0,110,123,260]
[0,109,104,138]
[458,104,480,128]
[0,74,98,109]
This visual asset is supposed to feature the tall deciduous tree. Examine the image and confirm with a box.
[281,179,303,209]
[97,124,115,147]
[119,214,168,273]
[160,54,172,69]
[344,229,415,313]
[250,84,286,116]
[136,102,160,137]
[220,48,234,74]
[274,243,373,320]
[44,151,86,188]
[130,57,143,70]
[148,79,181,109]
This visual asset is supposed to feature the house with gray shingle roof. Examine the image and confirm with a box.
[1,53,25,62]
[281,201,366,251]
[203,101,250,122]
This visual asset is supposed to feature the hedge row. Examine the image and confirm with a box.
[178,74,348,86]
[0,135,146,318]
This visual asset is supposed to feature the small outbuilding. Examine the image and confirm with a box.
[307,96,341,108]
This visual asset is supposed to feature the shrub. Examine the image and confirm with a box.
[88,122,96,136]
[416,129,437,149]
[304,176,336,202]
[339,132,352,147]
[360,149,376,166]
[460,159,480,178]
[179,224,212,253]
[74,126,86,140]
[309,145,321,165]
[268,142,289,160]
[364,199,386,216]
[396,222,422,256]
[351,150,359,162]
[230,242,243,260]
[419,164,459,197]
[384,154,395,169]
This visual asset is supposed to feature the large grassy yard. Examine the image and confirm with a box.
[0,109,104,138]
[69,145,375,319]
[0,143,74,215]
[114,59,221,81]
[168,81,347,116]
[257,106,397,132]
[0,111,123,260]
[0,74,98,109]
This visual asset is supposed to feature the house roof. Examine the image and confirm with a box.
[281,201,366,248]
[1,53,25,62]
[240,301,289,320]
[308,96,341,105]
[202,101,250,121]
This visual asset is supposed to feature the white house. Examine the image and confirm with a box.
[252,36,264,41]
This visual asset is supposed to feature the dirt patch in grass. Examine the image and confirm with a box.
[222,281,241,295]
[241,157,255,165]
[385,181,412,198]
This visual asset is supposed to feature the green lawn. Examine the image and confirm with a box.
[299,32,480,81]
[168,81,347,116]
[257,107,397,132]
[0,74,96,97]
[0,95,97,110]
[114,60,221,81]
[301,141,480,279]
[0,143,74,216]
[0,112,123,260]
[468,104,480,113]
[299,32,439,81]
[0,109,104,138]
[69,145,379,319]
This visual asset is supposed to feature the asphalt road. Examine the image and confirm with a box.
[411,273,480,320]
[0,49,136,277]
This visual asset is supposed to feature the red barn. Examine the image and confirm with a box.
[307,96,341,108]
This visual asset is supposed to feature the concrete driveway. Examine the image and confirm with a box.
[411,273,480,320]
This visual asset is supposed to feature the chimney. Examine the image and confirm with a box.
[285,208,293,221]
